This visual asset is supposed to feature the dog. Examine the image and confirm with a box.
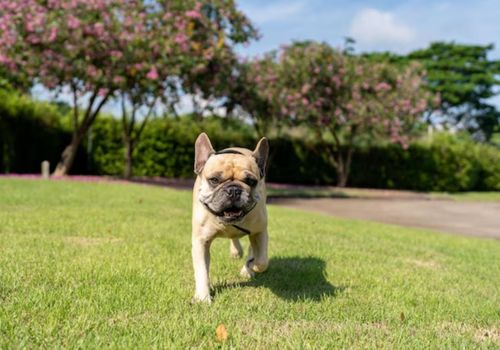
[191,133,269,303]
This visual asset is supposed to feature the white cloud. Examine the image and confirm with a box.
[349,8,416,49]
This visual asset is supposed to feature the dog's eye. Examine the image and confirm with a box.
[208,177,220,186]
[244,177,258,187]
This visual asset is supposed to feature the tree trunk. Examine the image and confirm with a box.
[52,90,110,176]
[123,138,133,179]
[53,130,84,176]
[335,167,348,187]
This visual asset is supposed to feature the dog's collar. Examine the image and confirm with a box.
[231,224,251,235]
[214,149,243,156]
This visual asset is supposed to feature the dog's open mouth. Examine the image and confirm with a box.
[219,207,244,221]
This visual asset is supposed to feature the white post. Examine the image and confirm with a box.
[41,161,50,179]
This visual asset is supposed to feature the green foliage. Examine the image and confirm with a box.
[410,42,500,141]
[232,41,431,186]
[365,42,500,141]
[350,134,500,191]
[0,90,75,173]
[2,96,499,192]
[474,143,500,191]
[89,115,256,177]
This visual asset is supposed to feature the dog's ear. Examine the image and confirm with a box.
[252,137,269,178]
[194,133,214,174]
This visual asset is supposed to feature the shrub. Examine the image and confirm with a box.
[0,90,74,173]
[2,98,500,192]
[89,115,256,178]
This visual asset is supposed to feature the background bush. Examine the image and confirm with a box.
[1,92,499,191]
[0,90,87,174]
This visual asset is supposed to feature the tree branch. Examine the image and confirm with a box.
[71,83,79,135]
[133,98,157,145]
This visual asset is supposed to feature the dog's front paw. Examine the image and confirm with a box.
[192,293,212,304]
[240,259,256,278]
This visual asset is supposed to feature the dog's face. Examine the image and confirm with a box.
[194,133,268,223]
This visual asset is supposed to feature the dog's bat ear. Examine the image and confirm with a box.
[252,137,269,178]
[194,133,214,174]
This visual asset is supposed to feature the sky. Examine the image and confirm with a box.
[237,0,500,58]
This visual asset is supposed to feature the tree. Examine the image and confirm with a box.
[0,0,257,176]
[409,42,500,141]
[246,42,431,186]
[114,1,257,178]
[367,42,500,141]
[224,55,282,136]
[0,1,126,175]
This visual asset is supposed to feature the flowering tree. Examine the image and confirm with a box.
[225,55,282,136]
[238,42,433,186]
[0,0,256,176]
[118,1,256,178]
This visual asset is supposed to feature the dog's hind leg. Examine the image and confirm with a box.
[229,238,243,259]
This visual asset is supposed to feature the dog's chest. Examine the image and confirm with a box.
[216,224,250,239]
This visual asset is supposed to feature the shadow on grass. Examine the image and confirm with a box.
[214,256,344,301]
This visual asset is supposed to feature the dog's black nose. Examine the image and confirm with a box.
[225,185,242,199]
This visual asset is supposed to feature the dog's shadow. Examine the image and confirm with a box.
[214,256,344,301]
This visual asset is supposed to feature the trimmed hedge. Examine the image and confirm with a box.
[0,90,87,174]
[89,116,256,178]
[88,117,500,191]
[349,135,491,191]
[1,91,499,191]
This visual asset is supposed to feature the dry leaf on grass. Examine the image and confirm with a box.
[216,324,228,342]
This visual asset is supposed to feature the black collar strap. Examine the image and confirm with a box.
[214,149,243,155]
[232,224,251,235]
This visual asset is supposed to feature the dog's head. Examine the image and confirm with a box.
[194,133,269,223]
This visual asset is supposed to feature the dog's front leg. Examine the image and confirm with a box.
[192,237,212,303]
[241,230,269,278]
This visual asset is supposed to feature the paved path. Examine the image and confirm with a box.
[270,198,500,240]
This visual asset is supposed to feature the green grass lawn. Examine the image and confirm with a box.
[433,191,500,202]
[0,179,499,349]
[268,185,500,202]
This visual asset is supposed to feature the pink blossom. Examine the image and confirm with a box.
[146,66,159,80]
[0,54,7,63]
[331,76,341,88]
[185,10,202,19]
[110,50,123,59]
[67,15,80,29]
[375,82,391,91]
[47,27,58,42]
[174,34,189,51]
[93,23,104,36]
[113,76,124,84]
[301,83,311,94]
